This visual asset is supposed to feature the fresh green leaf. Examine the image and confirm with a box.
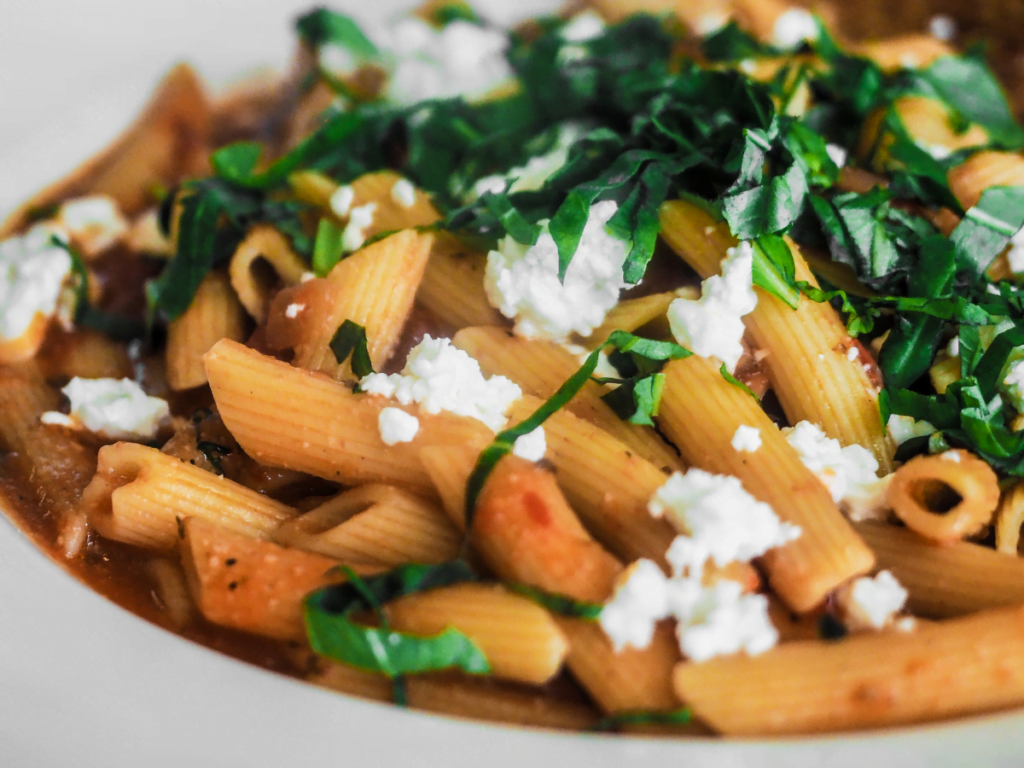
[295,8,379,62]
[751,234,799,308]
[506,583,603,620]
[330,320,375,378]
[719,363,759,400]
[701,22,780,63]
[591,707,693,732]
[950,186,1024,277]
[312,217,346,276]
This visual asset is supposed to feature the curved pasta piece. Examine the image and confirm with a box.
[228,225,308,323]
[996,481,1024,555]
[949,150,1024,210]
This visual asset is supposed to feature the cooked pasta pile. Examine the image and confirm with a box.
[7,0,1024,737]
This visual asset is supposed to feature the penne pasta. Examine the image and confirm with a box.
[948,150,1024,210]
[582,291,689,348]
[228,225,308,323]
[417,232,506,330]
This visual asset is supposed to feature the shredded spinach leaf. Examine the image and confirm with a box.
[330,320,375,378]
[591,707,693,732]
[506,583,603,620]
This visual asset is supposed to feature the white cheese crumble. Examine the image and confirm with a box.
[783,421,883,506]
[376,18,515,104]
[600,559,670,651]
[929,14,956,42]
[485,200,630,342]
[947,336,960,357]
[731,425,762,453]
[342,203,377,253]
[670,578,778,662]
[825,143,848,168]
[329,185,355,218]
[512,426,546,462]
[390,179,417,208]
[54,377,169,440]
[57,195,128,258]
[377,407,420,445]
[360,335,521,432]
[695,12,729,35]
[39,411,77,429]
[886,413,937,446]
[667,241,757,372]
[0,223,73,340]
[649,468,801,575]
[837,570,908,631]
[471,123,585,200]
[846,346,860,362]
[560,11,605,42]
[1007,228,1024,275]
[772,9,819,50]
[1004,359,1024,412]
[284,303,305,319]
[941,450,961,462]
[916,141,953,160]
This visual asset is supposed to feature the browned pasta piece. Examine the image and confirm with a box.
[0,365,60,453]
[886,450,1000,543]
[180,517,347,641]
[948,150,1024,210]
[1,64,211,237]
[856,521,1024,618]
[37,328,133,381]
[582,291,687,348]
[292,229,434,379]
[417,232,506,330]
[659,199,893,472]
[145,557,196,630]
[273,484,462,567]
[858,96,989,169]
[310,663,599,730]
[420,445,683,714]
[929,351,960,395]
[853,34,955,72]
[657,354,875,612]
[452,326,683,472]
[205,339,491,494]
[674,603,1024,735]
[228,225,308,323]
[166,270,248,391]
[82,441,296,549]
[385,583,569,685]
[996,481,1024,555]
[507,395,677,568]
[348,170,441,235]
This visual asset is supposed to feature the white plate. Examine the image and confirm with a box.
[4,2,1024,765]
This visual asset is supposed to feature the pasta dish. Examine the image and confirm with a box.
[6,0,1024,737]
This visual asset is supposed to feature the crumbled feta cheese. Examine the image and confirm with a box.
[650,468,801,575]
[512,426,546,461]
[667,241,757,372]
[772,9,819,49]
[377,18,515,104]
[886,413,937,446]
[941,450,961,462]
[826,143,848,168]
[900,53,920,69]
[916,141,952,160]
[470,123,584,201]
[560,11,605,42]
[599,559,669,651]
[329,185,355,218]
[472,174,508,198]
[57,195,128,258]
[947,336,960,357]
[285,303,305,319]
[837,570,907,631]
[738,59,758,75]
[391,178,417,208]
[360,335,521,432]
[670,579,778,662]
[39,411,77,429]
[929,14,956,42]
[342,203,377,253]
[485,200,629,341]
[1007,228,1024,275]
[562,342,621,380]
[846,346,860,362]
[695,12,729,35]
[1004,359,1024,412]
[731,425,762,453]
[784,421,882,506]
[61,377,169,440]
[0,223,73,340]
[377,407,420,445]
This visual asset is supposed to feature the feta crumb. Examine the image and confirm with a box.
[342,203,377,253]
[329,185,355,218]
[846,346,860,362]
[837,570,907,631]
[300,271,316,283]
[941,450,961,462]
[826,143,848,168]
[929,14,956,42]
[1007,227,1024,275]
[599,559,669,651]
[57,195,128,258]
[670,579,778,662]
[562,342,621,380]
[886,413,937,446]
[284,303,305,319]
[650,468,801,574]
[377,407,420,445]
[695,12,729,35]
[0,223,73,340]
[485,200,629,341]
[472,175,507,198]
[947,336,960,357]
[916,141,952,160]
[667,241,757,372]
[390,179,417,208]
[62,377,169,440]
[39,411,77,429]
[900,53,920,69]
[560,11,605,42]
[512,426,546,462]
[738,59,758,75]
[772,9,819,50]
[360,335,521,432]
[731,425,762,453]
[1003,359,1024,412]
[470,123,584,202]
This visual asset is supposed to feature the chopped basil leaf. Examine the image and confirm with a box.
[701,22,780,63]
[505,583,603,620]
[719,364,759,401]
[329,320,375,378]
[751,233,799,309]
[312,217,346,277]
[591,707,693,732]
[950,186,1024,278]
[295,8,379,62]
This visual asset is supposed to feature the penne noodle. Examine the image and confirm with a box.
[36,328,133,381]
[452,326,683,472]
[166,270,248,391]
[417,232,507,330]
[145,556,197,630]
[657,354,875,612]
[659,199,894,472]
[82,442,296,549]
[582,290,693,348]
[0,365,61,454]
[204,339,492,495]
[996,481,1024,555]
[948,150,1024,210]
[228,224,308,323]
[674,603,1024,735]
[853,34,955,73]
[292,229,434,379]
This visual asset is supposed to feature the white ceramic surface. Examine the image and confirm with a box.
[4,2,1024,766]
